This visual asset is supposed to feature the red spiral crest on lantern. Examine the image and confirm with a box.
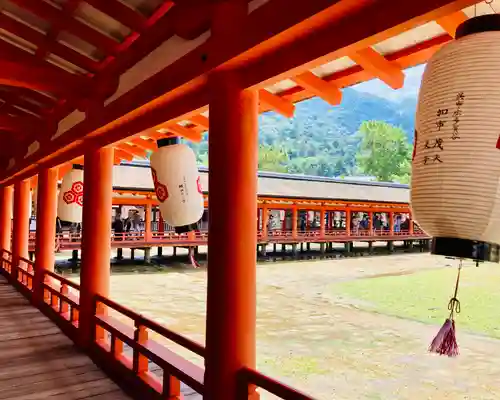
[63,191,76,204]
[151,168,169,202]
[62,180,84,207]
[196,176,203,194]
[71,181,84,194]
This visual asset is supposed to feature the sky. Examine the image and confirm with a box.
[352,64,426,102]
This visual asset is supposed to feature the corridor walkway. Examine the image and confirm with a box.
[0,276,130,400]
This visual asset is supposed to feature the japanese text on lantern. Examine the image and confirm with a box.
[422,92,465,166]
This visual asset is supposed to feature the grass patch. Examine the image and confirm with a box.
[332,263,500,338]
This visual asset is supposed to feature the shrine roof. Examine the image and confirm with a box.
[112,162,410,204]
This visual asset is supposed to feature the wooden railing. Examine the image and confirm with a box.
[27,229,429,251]
[0,249,319,400]
[17,256,34,292]
[42,270,81,331]
[239,368,315,400]
[93,295,205,397]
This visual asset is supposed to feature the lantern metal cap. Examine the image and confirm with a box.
[174,223,199,234]
[72,164,83,170]
[456,14,500,39]
[432,237,500,262]
[157,137,180,148]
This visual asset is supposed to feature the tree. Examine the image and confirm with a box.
[258,145,289,173]
[355,120,411,183]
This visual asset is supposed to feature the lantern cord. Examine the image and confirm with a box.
[188,246,200,269]
[485,0,496,12]
[447,259,462,319]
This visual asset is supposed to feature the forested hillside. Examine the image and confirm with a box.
[190,87,417,180]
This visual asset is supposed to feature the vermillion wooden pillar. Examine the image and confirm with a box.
[389,212,394,235]
[262,206,269,238]
[34,168,58,302]
[205,74,258,400]
[145,203,152,240]
[345,209,351,236]
[79,147,113,348]
[0,186,13,253]
[368,211,373,233]
[292,208,298,238]
[320,208,326,237]
[12,180,30,274]
[409,212,414,234]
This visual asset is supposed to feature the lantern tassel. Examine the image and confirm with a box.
[188,247,200,269]
[429,261,462,357]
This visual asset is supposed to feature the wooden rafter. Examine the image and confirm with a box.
[436,10,468,37]
[259,89,295,118]
[292,72,342,105]
[349,47,405,90]
[9,0,120,55]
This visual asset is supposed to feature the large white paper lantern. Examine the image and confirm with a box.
[58,165,84,223]
[150,138,203,233]
[412,15,500,262]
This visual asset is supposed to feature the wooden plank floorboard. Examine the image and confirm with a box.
[0,277,131,399]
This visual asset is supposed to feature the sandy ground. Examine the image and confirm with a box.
[60,250,500,399]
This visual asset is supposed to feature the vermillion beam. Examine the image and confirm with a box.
[0,186,13,252]
[0,59,86,98]
[33,167,57,303]
[114,149,134,162]
[349,47,405,89]
[130,138,157,152]
[189,115,210,130]
[159,124,203,142]
[12,180,30,275]
[436,10,468,37]
[259,89,295,118]
[117,143,147,158]
[292,71,342,105]
[79,147,113,348]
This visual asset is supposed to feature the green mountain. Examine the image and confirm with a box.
[191,87,417,177]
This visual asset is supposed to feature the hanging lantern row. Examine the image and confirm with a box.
[412,14,500,357]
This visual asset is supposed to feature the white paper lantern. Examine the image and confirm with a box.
[150,138,203,233]
[58,166,84,223]
[412,15,500,261]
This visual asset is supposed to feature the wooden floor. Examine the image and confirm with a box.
[0,277,131,399]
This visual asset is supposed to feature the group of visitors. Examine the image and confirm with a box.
[112,210,143,238]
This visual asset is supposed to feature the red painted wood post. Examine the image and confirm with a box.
[292,208,298,239]
[261,206,269,239]
[389,212,394,235]
[368,211,373,235]
[145,203,152,241]
[12,180,30,279]
[205,1,259,393]
[0,186,13,255]
[79,147,113,348]
[34,167,58,303]
[320,208,326,238]
[345,208,351,236]
[409,212,414,235]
